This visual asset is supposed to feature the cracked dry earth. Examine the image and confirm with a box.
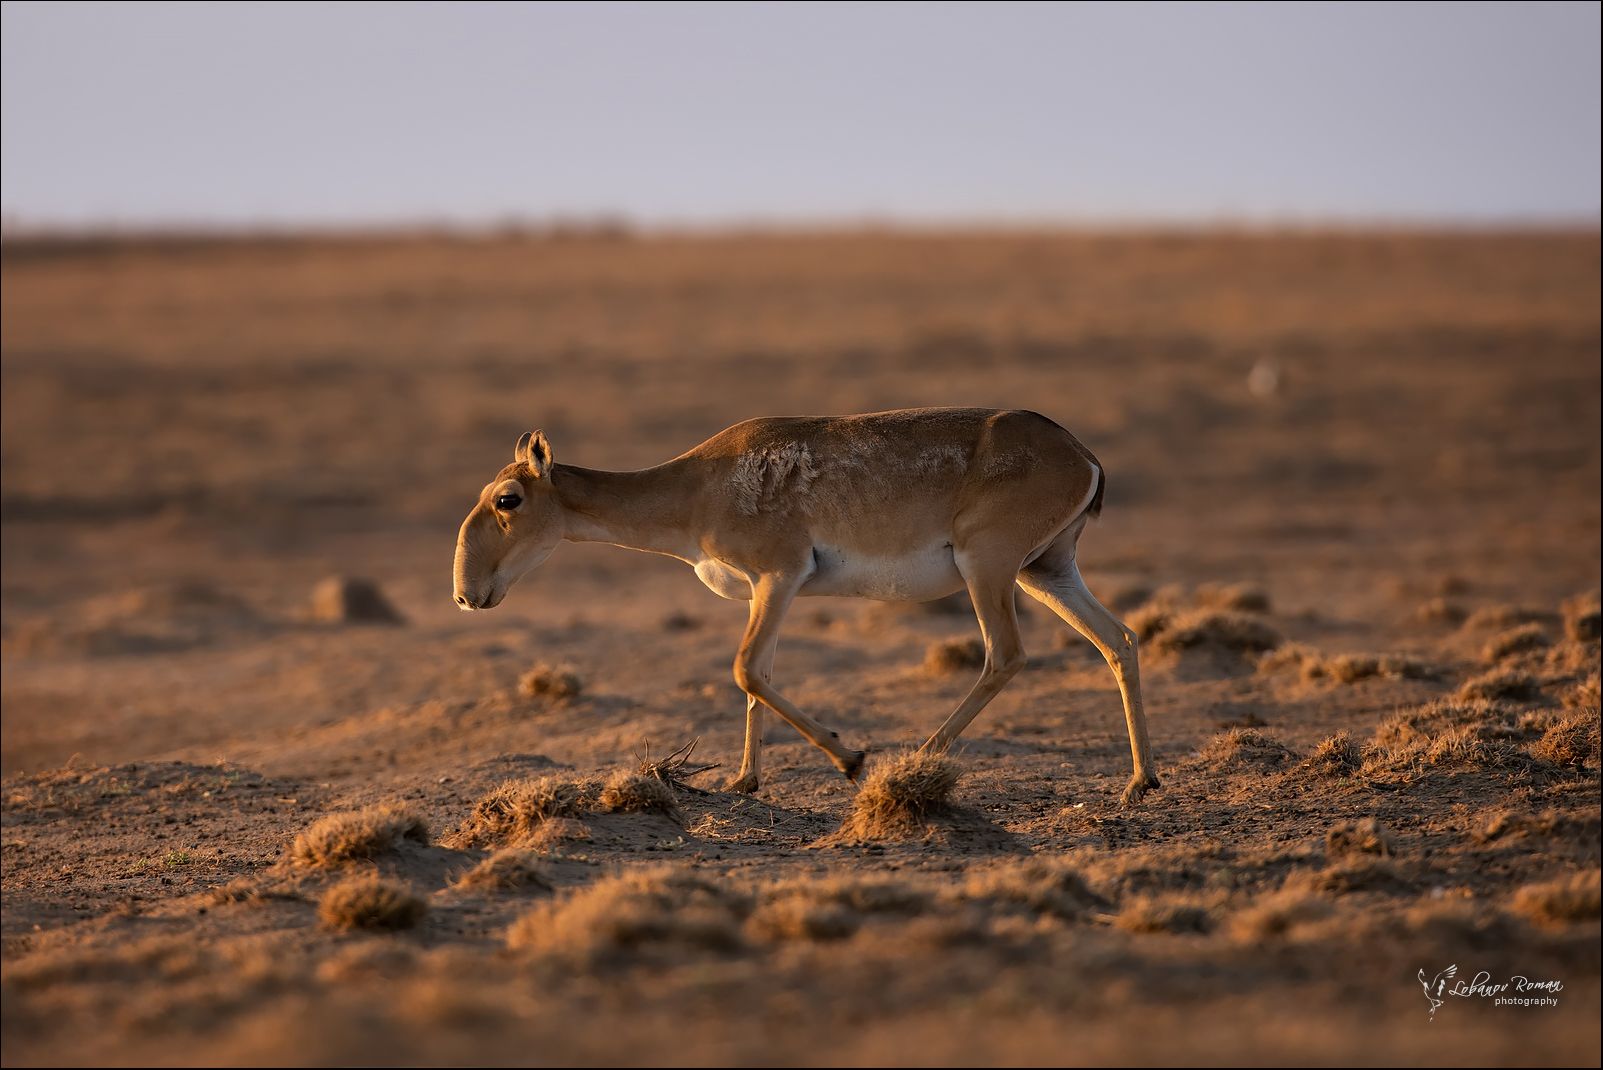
[2,230,1599,1066]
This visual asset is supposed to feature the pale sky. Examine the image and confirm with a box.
[2,1,1599,227]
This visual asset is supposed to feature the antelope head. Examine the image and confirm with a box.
[453,431,563,610]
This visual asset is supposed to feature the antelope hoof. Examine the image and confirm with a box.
[1120,771,1162,808]
[723,771,761,794]
[836,748,867,782]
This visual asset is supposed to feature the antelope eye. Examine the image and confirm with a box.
[494,493,522,511]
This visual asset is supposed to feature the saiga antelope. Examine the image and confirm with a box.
[453,407,1160,804]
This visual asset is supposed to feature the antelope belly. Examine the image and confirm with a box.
[802,543,965,602]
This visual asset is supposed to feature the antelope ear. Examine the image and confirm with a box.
[516,430,554,478]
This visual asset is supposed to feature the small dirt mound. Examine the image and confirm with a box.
[1192,582,1271,614]
[506,866,751,960]
[309,576,405,625]
[452,848,553,892]
[1462,605,1557,631]
[922,637,985,674]
[1561,590,1602,643]
[1148,610,1282,656]
[1482,624,1551,664]
[959,860,1109,921]
[318,875,427,931]
[1508,871,1601,927]
[838,752,961,839]
[1457,668,1542,703]
[1115,894,1214,934]
[446,776,592,848]
[518,663,583,700]
[1325,817,1396,860]
[290,804,429,868]
[1414,597,1468,627]
[1197,728,1295,771]
[1260,645,1433,683]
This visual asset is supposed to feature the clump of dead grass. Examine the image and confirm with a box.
[1508,871,1601,927]
[1463,605,1555,631]
[290,804,429,868]
[1227,886,1332,941]
[1115,893,1215,934]
[1364,699,1535,777]
[1296,732,1363,778]
[452,848,553,892]
[1193,582,1271,614]
[1260,644,1433,683]
[447,776,591,848]
[597,770,679,815]
[1566,672,1600,711]
[1197,727,1295,771]
[958,860,1109,921]
[1528,708,1601,768]
[506,866,751,959]
[839,751,961,839]
[1562,590,1602,643]
[1482,624,1551,663]
[922,637,985,674]
[746,875,929,943]
[518,663,583,700]
[1414,597,1468,627]
[1457,668,1542,703]
[1325,817,1396,860]
[318,875,427,932]
[1147,610,1282,655]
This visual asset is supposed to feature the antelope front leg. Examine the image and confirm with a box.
[725,643,774,793]
[734,574,865,781]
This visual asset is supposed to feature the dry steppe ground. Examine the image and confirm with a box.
[2,228,1599,1066]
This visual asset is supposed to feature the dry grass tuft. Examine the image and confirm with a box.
[1562,590,1602,643]
[840,752,961,839]
[1482,624,1552,664]
[1528,708,1601,768]
[1566,672,1600,711]
[452,848,553,892]
[1463,605,1555,631]
[1508,871,1601,927]
[506,866,750,958]
[1414,597,1468,627]
[290,804,429,868]
[960,861,1109,920]
[1228,887,1332,941]
[1115,894,1215,934]
[1148,610,1282,655]
[1127,603,1173,643]
[1325,817,1396,860]
[1261,645,1432,683]
[518,663,584,700]
[1457,668,1542,703]
[597,770,680,815]
[1197,727,1295,771]
[922,637,986,674]
[747,875,933,943]
[1192,582,1272,614]
[1364,699,1535,776]
[1297,732,1363,778]
[309,576,406,625]
[318,875,427,932]
[447,777,591,848]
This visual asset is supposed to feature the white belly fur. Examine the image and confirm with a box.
[694,558,755,601]
[693,544,966,603]
[802,542,964,602]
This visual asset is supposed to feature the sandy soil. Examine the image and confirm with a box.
[2,229,1599,1067]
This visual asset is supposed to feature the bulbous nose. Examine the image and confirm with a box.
[455,593,473,609]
